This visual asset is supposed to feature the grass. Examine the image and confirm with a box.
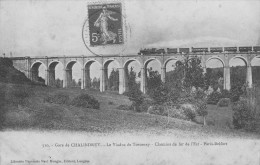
[196,104,233,129]
[0,82,259,139]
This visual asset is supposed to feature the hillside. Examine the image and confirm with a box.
[0,82,259,139]
[0,58,34,84]
[0,58,259,139]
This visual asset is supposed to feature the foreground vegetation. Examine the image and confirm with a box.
[0,82,259,139]
[121,57,260,133]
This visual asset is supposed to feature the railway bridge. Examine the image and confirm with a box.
[10,47,260,94]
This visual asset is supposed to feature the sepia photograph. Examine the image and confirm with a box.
[0,0,260,164]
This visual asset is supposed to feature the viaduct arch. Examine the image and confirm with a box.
[123,59,142,93]
[31,61,47,85]
[11,51,260,94]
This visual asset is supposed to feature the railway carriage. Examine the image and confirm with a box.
[224,47,237,52]
[191,47,208,53]
[210,47,223,53]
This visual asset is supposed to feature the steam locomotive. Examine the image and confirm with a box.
[138,46,260,55]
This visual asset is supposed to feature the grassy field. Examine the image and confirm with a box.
[0,82,259,139]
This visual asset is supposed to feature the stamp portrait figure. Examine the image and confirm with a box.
[94,5,118,44]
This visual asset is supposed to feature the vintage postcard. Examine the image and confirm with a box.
[0,0,260,164]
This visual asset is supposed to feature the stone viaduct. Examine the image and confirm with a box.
[10,50,260,94]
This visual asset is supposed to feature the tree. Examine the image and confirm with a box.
[147,68,162,94]
[166,61,185,89]
[232,99,257,131]
[128,67,138,90]
[55,78,63,88]
[252,66,260,85]
[124,67,144,111]
[183,57,205,90]
[71,79,77,87]
[204,68,224,91]
[78,78,82,87]
[125,84,144,111]
[166,56,207,92]
[229,66,247,102]
[108,69,119,91]
[92,77,100,89]
[196,99,208,125]
[149,83,168,105]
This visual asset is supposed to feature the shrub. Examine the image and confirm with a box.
[147,105,165,116]
[148,84,168,105]
[70,93,100,109]
[193,88,206,100]
[12,88,30,98]
[181,106,196,121]
[147,105,195,121]
[230,87,244,102]
[139,98,154,112]
[116,104,131,111]
[166,87,181,105]
[0,89,6,129]
[207,91,222,104]
[44,93,70,105]
[33,106,64,129]
[108,101,114,105]
[167,107,188,120]
[4,108,33,128]
[221,89,230,98]
[124,84,144,112]
[196,99,208,125]
[6,87,32,106]
[217,98,230,107]
[0,85,34,129]
[182,107,196,121]
[232,100,257,131]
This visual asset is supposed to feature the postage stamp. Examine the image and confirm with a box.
[86,3,124,47]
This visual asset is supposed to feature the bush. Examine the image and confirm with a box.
[5,87,32,106]
[221,89,230,98]
[148,84,168,105]
[0,89,6,129]
[44,93,70,105]
[217,98,230,107]
[0,85,34,129]
[147,104,196,121]
[124,84,144,112]
[230,87,244,102]
[193,88,206,100]
[116,104,131,111]
[166,87,181,105]
[33,106,64,129]
[4,107,33,128]
[207,91,222,104]
[196,99,208,125]
[180,104,197,121]
[196,100,208,116]
[232,100,257,131]
[167,107,189,120]
[70,93,100,109]
[108,101,114,105]
[182,107,196,121]
[147,105,165,116]
[139,98,154,112]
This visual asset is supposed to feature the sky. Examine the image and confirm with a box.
[0,0,260,80]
